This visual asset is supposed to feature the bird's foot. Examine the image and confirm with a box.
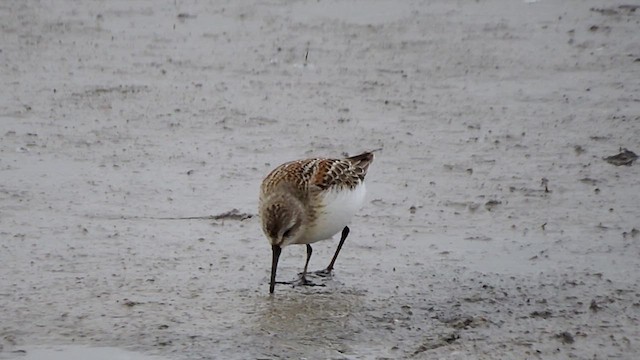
[298,268,333,278]
[284,275,325,288]
[311,268,333,278]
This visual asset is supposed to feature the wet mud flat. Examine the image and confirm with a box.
[1,0,639,359]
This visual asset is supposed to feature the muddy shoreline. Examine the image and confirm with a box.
[1,0,639,359]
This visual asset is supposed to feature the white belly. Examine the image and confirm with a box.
[305,182,366,243]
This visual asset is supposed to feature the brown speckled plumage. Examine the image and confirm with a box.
[259,151,375,293]
[261,152,373,195]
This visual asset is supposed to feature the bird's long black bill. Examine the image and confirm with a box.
[270,245,282,294]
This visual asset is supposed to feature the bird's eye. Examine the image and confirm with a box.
[283,228,293,238]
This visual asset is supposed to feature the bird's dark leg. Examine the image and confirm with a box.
[301,244,312,283]
[327,226,350,272]
[289,244,323,288]
[276,245,324,289]
[315,226,350,277]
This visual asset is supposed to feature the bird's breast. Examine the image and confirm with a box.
[302,182,366,243]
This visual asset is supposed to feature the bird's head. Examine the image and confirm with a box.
[259,191,306,293]
[259,192,306,248]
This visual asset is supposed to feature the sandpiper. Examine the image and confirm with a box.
[259,151,375,293]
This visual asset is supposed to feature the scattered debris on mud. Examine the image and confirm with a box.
[604,148,638,166]
[212,209,253,221]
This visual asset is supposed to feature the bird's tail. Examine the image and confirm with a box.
[346,150,378,175]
